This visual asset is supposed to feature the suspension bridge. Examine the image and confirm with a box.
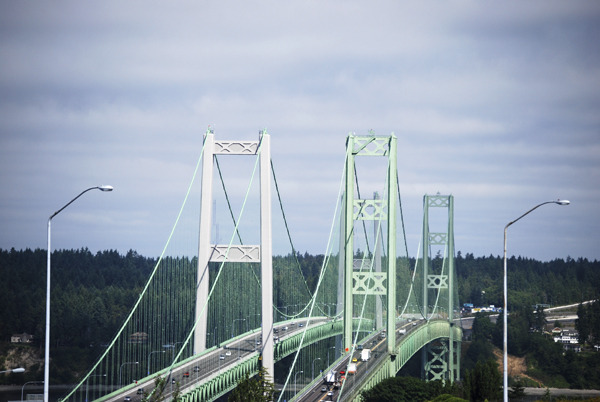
[58,131,462,402]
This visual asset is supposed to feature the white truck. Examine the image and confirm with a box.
[325,370,336,384]
[347,363,357,374]
[360,349,371,362]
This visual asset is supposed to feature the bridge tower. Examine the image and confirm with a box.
[341,134,397,369]
[194,130,275,378]
[420,194,460,382]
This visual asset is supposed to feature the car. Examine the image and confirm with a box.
[412,322,417,326]
[339,370,345,375]
[193,366,200,372]
[183,372,190,377]
[256,340,261,345]
[136,388,144,395]
[274,328,279,333]
[328,391,333,396]
[299,323,304,327]
[321,386,327,392]
[219,354,225,360]
[357,344,363,350]
[352,357,358,362]
[124,397,132,401]
[283,326,288,331]
[225,350,232,356]
[171,378,176,384]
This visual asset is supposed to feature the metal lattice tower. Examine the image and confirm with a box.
[341,133,398,373]
[420,194,460,382]
[194,130,274,378]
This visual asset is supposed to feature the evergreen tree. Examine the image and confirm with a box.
[361,377,461,402]
[142,376,181,402]
[228,366,275,402]
[576,302,591,344]
[509,378,526,399]
[464,359,501,402]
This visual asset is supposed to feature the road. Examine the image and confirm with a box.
[105,319,326,402]
[296,319,421,401]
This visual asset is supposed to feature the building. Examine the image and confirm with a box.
[553,329,581,352]
[11,333,34,343]
[129,332,148,344]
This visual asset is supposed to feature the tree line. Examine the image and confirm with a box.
[1,247,599,385]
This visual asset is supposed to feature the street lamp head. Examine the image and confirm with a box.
[98,185,113,192]
[1,368,25,374]
[555,199,570,205]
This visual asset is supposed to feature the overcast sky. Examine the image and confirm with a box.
[1,1,598,262]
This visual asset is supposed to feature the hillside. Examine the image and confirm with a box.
[1,248,599,384]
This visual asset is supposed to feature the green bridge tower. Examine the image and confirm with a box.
[420,194,460,382]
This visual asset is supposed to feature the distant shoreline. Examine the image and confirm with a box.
[0,384,72,391]
[523,387,600,398]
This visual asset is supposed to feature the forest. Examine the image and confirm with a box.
[0,247,598,385]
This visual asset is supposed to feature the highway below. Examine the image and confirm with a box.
[103,319,326,402]
[296,319,422,402]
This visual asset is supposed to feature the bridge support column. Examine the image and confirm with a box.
[420,194,460,383]
[194,130,274,378]
[341,134,397,369]
[194,130,215,354]
[259,132,274,379]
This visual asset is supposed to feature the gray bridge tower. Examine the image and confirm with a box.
[194,130,275,378]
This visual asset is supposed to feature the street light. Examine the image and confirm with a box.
[22,381,43,401]
[311,357,322,379]
[45,185,113,402]
[0,368,25,374]
[279,306,289,322]
[502,199,569,402]
[327,346,336,367]
[147,350,166,375]
[231,318,247,360]
[119,361,139,386]
[164,341,185,364]
[294,370,303,395]
[85,373,106,402]
[231,318,247,339]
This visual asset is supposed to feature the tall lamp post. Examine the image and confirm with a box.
[327,346,336,367]
[231,318,246,359]
[22,381,43,401]
[503,199,569,402]
[119,361,139,386]
[85,373,106,402]
[148,350,166,375]
[45,185,113,402]
[231,318,247,339]
[311,357,321,379]
[294,370,303,395]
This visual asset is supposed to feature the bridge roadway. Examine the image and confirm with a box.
[296,318,426,402]
[101,318,329,402]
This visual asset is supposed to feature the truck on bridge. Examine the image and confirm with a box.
[347,363,357,375]
[325,370,336,384]
[361,349,371,361]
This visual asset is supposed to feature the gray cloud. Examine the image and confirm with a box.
[1,1,598,261]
